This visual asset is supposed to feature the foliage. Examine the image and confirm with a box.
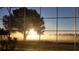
[3,8,45,34]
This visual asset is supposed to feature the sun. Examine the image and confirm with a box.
[26,28,39,40]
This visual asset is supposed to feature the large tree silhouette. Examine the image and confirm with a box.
[3,8,45,35]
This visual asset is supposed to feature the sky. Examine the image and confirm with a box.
[0,7,79,34]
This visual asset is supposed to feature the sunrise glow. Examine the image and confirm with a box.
[26,28,39,40]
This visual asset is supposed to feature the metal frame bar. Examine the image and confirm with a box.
[23,8,26,40]
[56,7,58,43]
[74,8,77,51]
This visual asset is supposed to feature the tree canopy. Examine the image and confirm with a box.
[3,8,45,34]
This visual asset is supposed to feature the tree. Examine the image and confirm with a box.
[0,28,10,41]
[3,8,45,36]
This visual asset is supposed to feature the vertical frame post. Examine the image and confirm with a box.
[56,7,58,43]
[74,8,77,51]
[23,8,26,41]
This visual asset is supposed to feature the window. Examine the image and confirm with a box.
[41,7,56,18]
[58,7,75,17]
[76,18,79,43]
[76,8,79,17]
[44,19,56,30]
[58,31,74,42]
[76,18,79,30]
[41,31,56,41]
[58,18,74,30]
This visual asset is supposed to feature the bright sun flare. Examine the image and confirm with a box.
[26,28,39,40]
